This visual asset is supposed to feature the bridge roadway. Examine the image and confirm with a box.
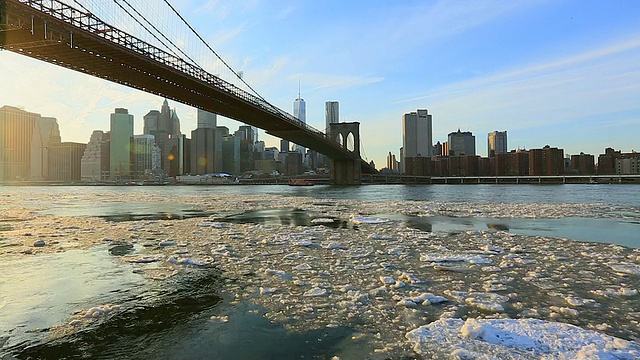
[0,0,375,173]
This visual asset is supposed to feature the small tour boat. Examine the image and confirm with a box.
[288,179,314,186]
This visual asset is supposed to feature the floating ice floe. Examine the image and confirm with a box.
[608,264,640,275]
[197,221,227,228]
[264,268,289,280]
[369,233,395,240]
[303,287,329,297]
[591,287,638,297]
[310,218,335,224]
[350,216,389,225]
[260,287,277,295]
[406,318,640,359]
[420,253,492,264]
[168,257,208,266]
[210,315,229,323]
[325,243,347,250]
[398,293,449,307]
[126,256,161,263]
[445,290,510,313]
[82,304,120,319]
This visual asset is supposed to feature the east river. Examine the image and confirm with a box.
[0,184,639,359]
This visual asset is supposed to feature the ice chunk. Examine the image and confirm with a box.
[83,304,119,319]
[609,264,640,275]
[210,315,229,323]
[303,287,329,297]
[350,216,389,224]
[264,268,290,280]
[168,257,208,266]
[260,287,276,295]
[159,241,176,247]
[325,243,347,250]
[420,253,491,264]
[197,221,227,228]
[406,318,640,358]
[311,218,335,224]
[294,263,313,271]
[380,276,396,285]
[126,256,161,263]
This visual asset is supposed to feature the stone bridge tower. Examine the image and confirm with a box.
[329,122,361,185]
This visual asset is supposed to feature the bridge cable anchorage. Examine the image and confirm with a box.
[111,0,196,66]
[160,0,268,103]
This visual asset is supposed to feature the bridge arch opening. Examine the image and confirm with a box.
[346,132,355,152]
[336,133,344,147]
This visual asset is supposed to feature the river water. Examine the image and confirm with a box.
[0,184,639,359]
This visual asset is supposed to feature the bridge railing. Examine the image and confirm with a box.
[14,0,334,145]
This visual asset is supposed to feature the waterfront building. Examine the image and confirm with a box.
[109,108,134,180]
[434,141,443,156]
[221,134,241,175]
[325,101,339,134]
[405,156,431,176]
[285,151,303,176]
[133,135,161,179]
[597,148,640,175]
[402,109,433,173]
[570,153,595,175]
[488,131,507,156]
[143,100,182,176]
[0,105,60,181]
[81,130,110,182]
[386,152,399,173]
[280,139,290,153]
[617,156,640,174]
[190,110,218,175]
[529,146,564,176]
[448,155,480,177]
[48,142,86,182]
[447,129,475,156]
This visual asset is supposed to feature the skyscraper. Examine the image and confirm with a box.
[81,130,110,182]
[325,101,339,135]
[0,106,60,181]
[133,135,161,179]
[197,109,217,129]
[143,100,182,176]
[488,131,507,156]
[402,109,433,172]
[48,142,87,182]
[109,108,134,180]
[293,84,306,160]
[191,109,218,175]
[447,129,476,156]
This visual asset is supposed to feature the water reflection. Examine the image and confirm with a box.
[216,209,351,229]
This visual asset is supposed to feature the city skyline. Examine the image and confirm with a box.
[1,0,639,168]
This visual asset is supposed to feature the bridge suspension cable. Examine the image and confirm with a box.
[112,0,202,72]
[159,0,269,103]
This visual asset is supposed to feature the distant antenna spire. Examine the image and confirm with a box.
[298,78,301,99]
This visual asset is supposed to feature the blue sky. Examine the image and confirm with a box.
[1,0,639,168]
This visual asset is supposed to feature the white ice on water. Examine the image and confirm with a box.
[2,191,639,358]
[406,317,640,359]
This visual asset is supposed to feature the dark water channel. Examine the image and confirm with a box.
[0,245,360,359]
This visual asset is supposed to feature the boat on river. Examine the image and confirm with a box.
[288,179,314,186]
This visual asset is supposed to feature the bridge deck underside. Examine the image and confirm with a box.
[1,0,376,174]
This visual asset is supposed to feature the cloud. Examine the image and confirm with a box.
[291,73,384,92]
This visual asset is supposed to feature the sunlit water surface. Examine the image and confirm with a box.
[0,184,638,358]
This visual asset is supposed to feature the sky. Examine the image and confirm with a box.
[1,0,639,168]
